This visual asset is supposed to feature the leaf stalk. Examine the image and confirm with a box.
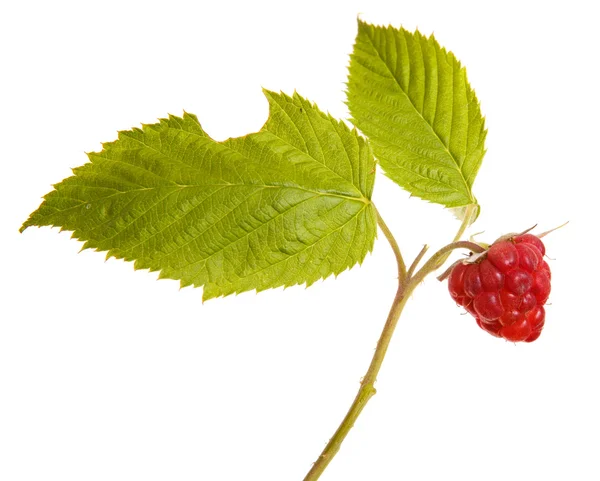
[374,206,407,285]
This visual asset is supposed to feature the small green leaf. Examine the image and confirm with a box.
[347,20,487,211]
[21,91,377,300]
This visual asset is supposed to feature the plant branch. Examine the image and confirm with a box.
[374,206,407,285]
[303,229,410,480]
[303,204,480,481]
[407,244,429,279]
[412,240,485,286]
[406,203,478,280]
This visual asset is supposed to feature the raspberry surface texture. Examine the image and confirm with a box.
[447,234,550,342]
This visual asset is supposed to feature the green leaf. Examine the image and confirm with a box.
[21,91,377,300]
[347,20,487,211]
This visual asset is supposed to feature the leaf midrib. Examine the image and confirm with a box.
[58,181,369,206]
[30,183,370,238]
[121,118,367,202]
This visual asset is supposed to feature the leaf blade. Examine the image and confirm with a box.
[22,91,377,300]
[347,20,486,209]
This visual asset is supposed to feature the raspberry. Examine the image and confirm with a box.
[447,233,551,342]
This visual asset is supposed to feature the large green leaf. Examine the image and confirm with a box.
[347,20,486,210]
[21,91,377,300]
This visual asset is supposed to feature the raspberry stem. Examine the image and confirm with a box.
[303,203,480,480]
[412,241,485,285]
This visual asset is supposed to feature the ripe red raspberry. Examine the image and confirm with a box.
[447,233,551,342]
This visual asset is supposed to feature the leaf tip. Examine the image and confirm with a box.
[261,86,277,99]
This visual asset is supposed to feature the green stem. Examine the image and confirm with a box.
[303,247,411,481]
[302,204,479,481]
[406,244,429,279]
[452,204,478,243]
[374,206,407,285]
[411,240,485,286]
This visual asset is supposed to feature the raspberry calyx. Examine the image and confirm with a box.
[447,233,551,342]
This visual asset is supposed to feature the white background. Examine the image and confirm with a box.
[1,1,597,480]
